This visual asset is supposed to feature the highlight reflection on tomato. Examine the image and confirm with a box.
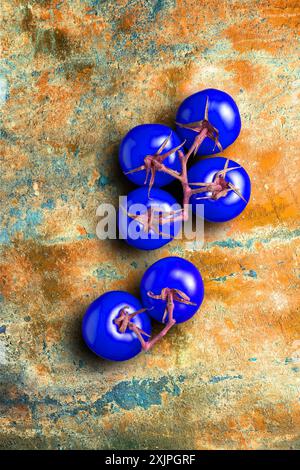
[188,157,251,222]
[82,291,151,361]
[140,257,204,324]
[176,89,241,156]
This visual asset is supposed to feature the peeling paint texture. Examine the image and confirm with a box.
[0,0,300,450]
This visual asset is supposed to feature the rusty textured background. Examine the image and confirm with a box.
[0,0,299,450]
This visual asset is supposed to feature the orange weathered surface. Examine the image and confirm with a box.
[0,0,299,449]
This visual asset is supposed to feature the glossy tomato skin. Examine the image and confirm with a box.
[188,157,251,223]
[119,124,182,186]
[176,89,241,156]
[82,291,151,361]
[118,187,181,251]
[140,257,204,324]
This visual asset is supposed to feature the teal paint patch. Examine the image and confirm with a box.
[2,375,186,423]
[2,209,44,244]
[211,273,235,282]
[0,75,9,105]
[0,229,10,244]
[285,357,299,364]
[248,357,257,362]
[0,128,17,144]
[25,209,43,227]
[93,264,124,280]
[151,0,168,19]
[41,199,56,210]
[244,269,257,278]
[9,208,22,217]
[10,209,43,239]
[169,244,185,256]
[52,155,71,178]
[292,367,300,373]
[207,239,244,249]
[46,232,96,245]
[205,228,300,252]
[209,375,243,384]
[86,8,97,15]
[131,261,138,269]
[94,375,185,412]
[97,175,110,187]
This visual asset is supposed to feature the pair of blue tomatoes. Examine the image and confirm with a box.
[82,257,204,361]
[118,88,251,250]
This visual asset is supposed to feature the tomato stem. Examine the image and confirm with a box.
[114,288,197,352]
[142,287,196,351]
[114,306,150,337]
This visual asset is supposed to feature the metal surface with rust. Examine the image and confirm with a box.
[0,0,299,450]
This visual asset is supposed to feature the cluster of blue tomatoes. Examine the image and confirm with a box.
[118,88,251,250]
[82,89,251,360]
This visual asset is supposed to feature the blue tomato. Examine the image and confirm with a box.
[119,124,183,186]
[176,89,241,156]
[82,291,151,361]
[188,157,251,223]
[118,187,182,251]
[140,257,204,324]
